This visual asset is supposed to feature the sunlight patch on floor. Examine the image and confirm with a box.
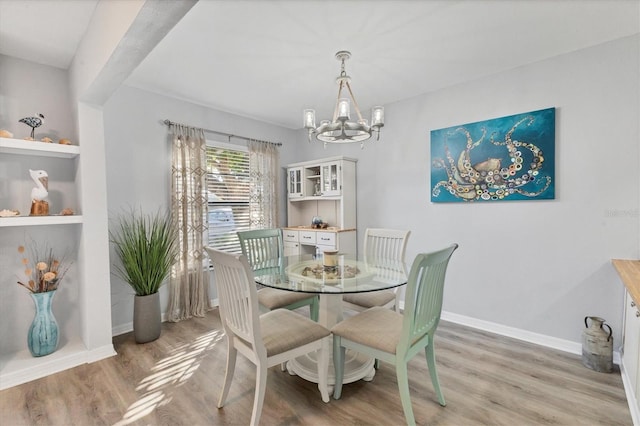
[113,328,224,425]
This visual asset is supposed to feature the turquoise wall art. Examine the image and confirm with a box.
[430,107,555,203]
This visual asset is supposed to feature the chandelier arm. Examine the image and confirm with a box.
[331,82,342,123]
[345,81,365,122]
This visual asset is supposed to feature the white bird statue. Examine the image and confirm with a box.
[19,113,45,139]
[29,169,48,201]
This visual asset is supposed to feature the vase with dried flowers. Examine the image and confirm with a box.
[17,241,71,357]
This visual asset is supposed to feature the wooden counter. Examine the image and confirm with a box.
[282,226,356,233]
[612,259,640,305]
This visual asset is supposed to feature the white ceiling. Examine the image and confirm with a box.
[1,0,638,129]
[0,0,99,69]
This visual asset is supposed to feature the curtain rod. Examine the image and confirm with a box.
[162,119,282,146]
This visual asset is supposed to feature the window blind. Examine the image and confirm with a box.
[206,145,251,253]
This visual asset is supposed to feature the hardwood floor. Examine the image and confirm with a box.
[0,308,632,425]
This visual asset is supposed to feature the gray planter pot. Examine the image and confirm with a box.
[134,292,161,343]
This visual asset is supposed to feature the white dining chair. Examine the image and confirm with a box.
[206,247,331,426]
[332,244,459,426]
[342,228,411,313]
[238,228,319,321]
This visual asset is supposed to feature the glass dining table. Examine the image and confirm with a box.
[254,253,408,387]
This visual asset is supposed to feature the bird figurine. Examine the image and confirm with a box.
[19,113,45,139]
[29,169,49,216]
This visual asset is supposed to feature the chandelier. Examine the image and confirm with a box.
[303,51,384,148]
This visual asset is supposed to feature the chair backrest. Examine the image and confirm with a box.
[205,247,264,354]
[237,228,284,274]
[399,244,458,353]
[363,228,411,264]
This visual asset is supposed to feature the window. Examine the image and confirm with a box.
[206,142,251,253]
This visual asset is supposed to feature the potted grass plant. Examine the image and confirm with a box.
[110,209,177,343]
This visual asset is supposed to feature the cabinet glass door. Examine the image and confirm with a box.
[321,162,340,196]
[288,167,303,197]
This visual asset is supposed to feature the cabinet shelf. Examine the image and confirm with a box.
[0,137,79,158]
[0,215,83,227]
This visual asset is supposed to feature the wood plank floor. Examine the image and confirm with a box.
[0,308,632,425]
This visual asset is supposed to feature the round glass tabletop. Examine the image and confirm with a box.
[253,253,407,294]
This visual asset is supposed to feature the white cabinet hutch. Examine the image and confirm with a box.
[284,156,357,257]
[0,137,115,390]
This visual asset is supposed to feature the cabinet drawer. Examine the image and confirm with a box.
[283,230,299,242]
[316,232,336,247]
[299,231,317,245]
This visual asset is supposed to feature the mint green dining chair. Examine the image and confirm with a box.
[237,228,319,321]
[342,228,411,313]
[332,243,459,426]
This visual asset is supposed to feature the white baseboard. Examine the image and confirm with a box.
[0,341,116,390]
[112,303,616,365]
[111,323,132,337]
[440,310,621,365]
[84,344,117,363]
[111,299,220,337]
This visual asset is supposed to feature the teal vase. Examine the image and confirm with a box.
[28,290,59,357]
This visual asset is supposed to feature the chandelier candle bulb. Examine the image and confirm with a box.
[304,109,316,128]
[372,106,384,127]
[338,98,350,120]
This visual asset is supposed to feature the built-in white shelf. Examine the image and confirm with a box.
[0,137,80,158]
[0,337,116,390]
[0,338,86,390]
[0,215,83,227]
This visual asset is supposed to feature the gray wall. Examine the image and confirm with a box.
[102,85,298,334]
[104,35,639,348]
[295,35,640,347]
[0,54,76,141]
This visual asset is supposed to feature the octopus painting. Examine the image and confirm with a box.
[430,107,555,202]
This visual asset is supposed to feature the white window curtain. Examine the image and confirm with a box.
[167,123,211,321]
[248,140,279,229]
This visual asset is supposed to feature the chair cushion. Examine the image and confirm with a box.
[331,307,403,354]
[260,309,330,356]
[342,290,395,309]
[258,288,314,310]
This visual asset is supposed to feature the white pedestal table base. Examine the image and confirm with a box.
[285,293,376,391]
